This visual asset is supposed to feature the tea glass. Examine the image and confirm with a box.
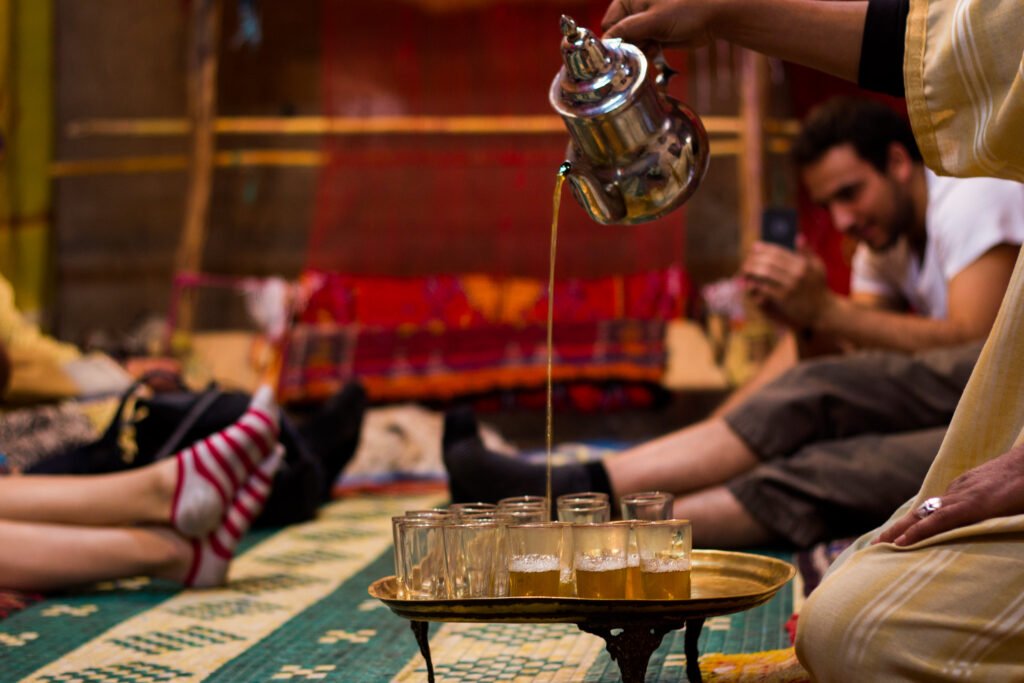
[572,523,629,599]
[444,520,508,598]
[393,516,448,599]
[557,498,611,524]
[498,495,549,508]
[620,491,674,521]
[634,519,693,600]
[448,502,499,518]
[507,523,564,597]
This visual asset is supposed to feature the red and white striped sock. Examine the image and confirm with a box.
[185,445,284,588]
[171,385,280,539]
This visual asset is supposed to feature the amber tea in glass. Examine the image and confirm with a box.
[507,523,563,597]
[635,519,692,600]
[572,523,629,599]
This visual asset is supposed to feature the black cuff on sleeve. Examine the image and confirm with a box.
[857,0,909,97]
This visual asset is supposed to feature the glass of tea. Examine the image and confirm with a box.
[557,497,611,524]
[444,519,508,598]
[634,519,692,600]
[556,492,608,504]
[507,523,564,597]
[620,491,675,521]
[449,502,499,518]
[394,516,449,599]
[498,495,549,509]
[572,523,629,599]
[610,519,645,599]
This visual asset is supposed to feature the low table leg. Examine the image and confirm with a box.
[578,623,677,683]
[410,620,434,683]
[685,617,705,683]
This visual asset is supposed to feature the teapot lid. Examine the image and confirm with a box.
[552,15,646,119]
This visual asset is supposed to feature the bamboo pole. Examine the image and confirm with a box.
[65,114,798,138]
[51,141,785,178]
[738,50,768,256]
[174,0,222,337]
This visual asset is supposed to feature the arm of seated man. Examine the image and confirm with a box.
[813,243,1018,351]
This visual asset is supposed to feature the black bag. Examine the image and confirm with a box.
[28,373,323,527]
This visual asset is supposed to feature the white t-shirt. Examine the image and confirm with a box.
[850,169,1024,318]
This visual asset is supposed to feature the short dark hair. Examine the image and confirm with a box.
[792,97,922,172]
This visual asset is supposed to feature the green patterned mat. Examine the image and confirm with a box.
[0,493,808,682]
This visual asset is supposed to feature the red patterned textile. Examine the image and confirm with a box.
[310,0,689,280]
[0,589,43,621]
[277,267,688,402]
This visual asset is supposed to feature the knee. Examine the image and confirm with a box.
[795,550,937,681]
[795,568,868,679]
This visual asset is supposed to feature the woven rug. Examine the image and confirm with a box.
[1,492,809,682]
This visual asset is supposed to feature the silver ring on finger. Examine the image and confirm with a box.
[915,496,943,520]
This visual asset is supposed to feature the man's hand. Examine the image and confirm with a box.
[601,0,716,48]
[741,241,833,329]
[876,443,1024,546]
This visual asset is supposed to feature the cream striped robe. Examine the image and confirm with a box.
[796,0,1024,679]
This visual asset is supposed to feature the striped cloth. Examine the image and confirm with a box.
[904,0,1024,182]
[797,1,1024,677]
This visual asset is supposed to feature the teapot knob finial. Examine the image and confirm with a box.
[559,15,612,81]
[560,15,579,39]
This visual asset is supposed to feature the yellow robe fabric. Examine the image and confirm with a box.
[797,0,1024,678]
[904,0,1024,182]
[0,274,80,403]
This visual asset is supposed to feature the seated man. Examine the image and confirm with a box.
[443,97,1024,548]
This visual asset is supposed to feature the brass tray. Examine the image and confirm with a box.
[369,549,794,624]
[370,550,794,683]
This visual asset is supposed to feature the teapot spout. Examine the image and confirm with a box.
[562,162,626,225]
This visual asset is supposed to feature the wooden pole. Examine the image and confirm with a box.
[65,114,799,138]
[738,50,768,256]
[50,142,796,179]
[174,0,222,337]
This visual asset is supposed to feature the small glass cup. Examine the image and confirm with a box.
[444,520,508,598]
[498,495,549,508]
[572,523,629,599]
[556,492,609,505]
[634,519,692,600]
[557,522,576,597]
[620,491,674,521]
[448,502,499,518]
[611,520,644,599]
[507,523,564,597]
[557,498,611,524]
[394,517,448,599]
[404,509,452,520]
[500,506,548,524]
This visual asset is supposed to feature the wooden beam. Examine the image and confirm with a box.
[51,142,772,179]
[738,50,768,256]
[174,0,222,335]
[65,114,799,138]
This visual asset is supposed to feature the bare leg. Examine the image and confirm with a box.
[0,459,177,527]
[0,386,280,535]
[604,419,759,499]
[0,519,192,591]
[674,487,779,548]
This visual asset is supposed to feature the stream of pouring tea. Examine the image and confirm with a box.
[546,163,570,514]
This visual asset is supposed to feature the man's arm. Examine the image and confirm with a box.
[815,244,1019,351]
[603,0,868,83]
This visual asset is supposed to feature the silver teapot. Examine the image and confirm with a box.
[549,16,709,225]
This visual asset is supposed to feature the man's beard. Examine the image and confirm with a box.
[869,194,914,253]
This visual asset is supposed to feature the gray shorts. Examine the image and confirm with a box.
[722,342,982,548]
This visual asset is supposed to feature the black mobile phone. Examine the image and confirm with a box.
[761,208,799,250]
